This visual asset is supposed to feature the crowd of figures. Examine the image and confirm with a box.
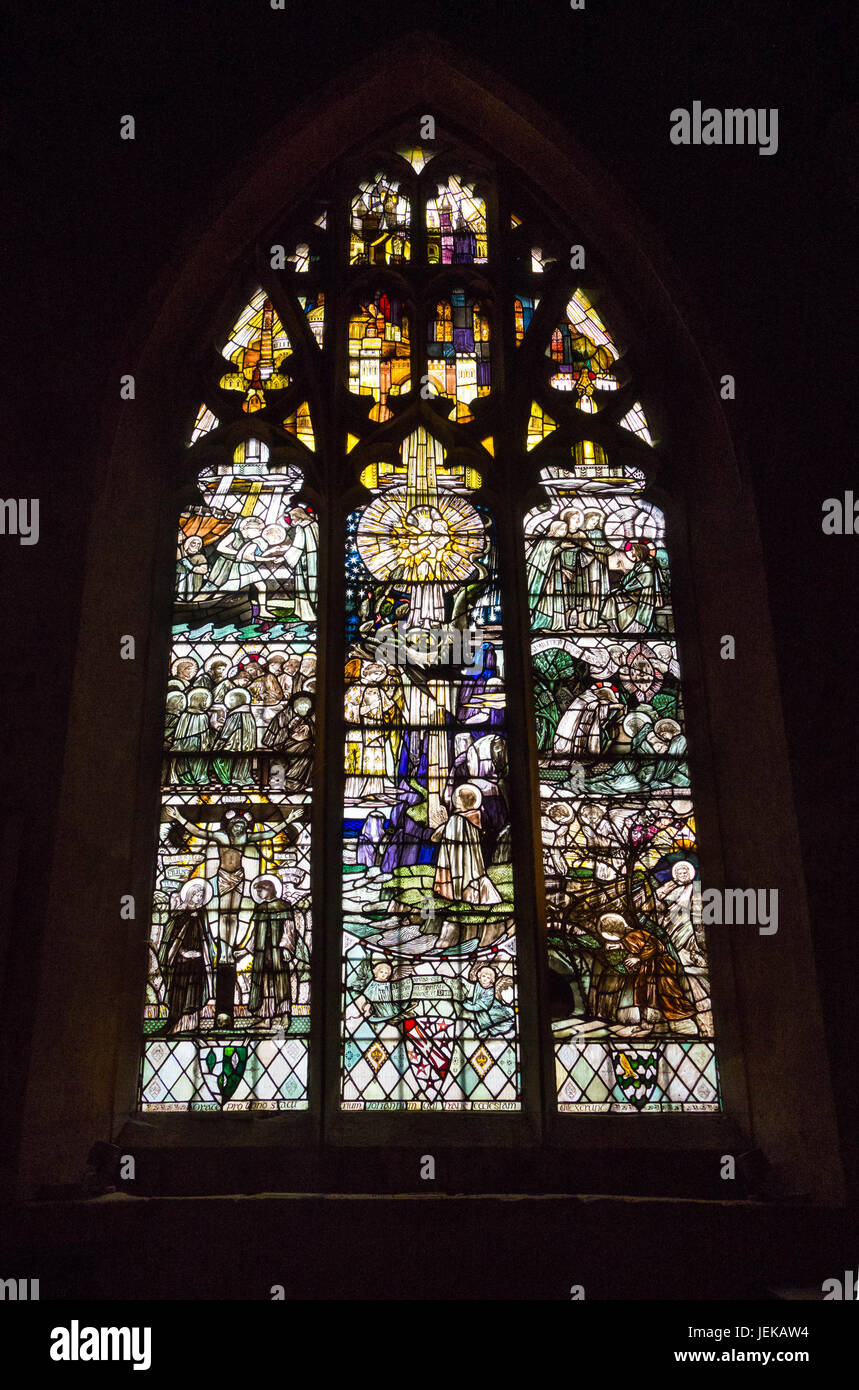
[175,504,317,623]
[525,504,672,634]
[533,637,688,794]
[163,650,316,789]
[339,621,520,1082]
[525,485,714,1080]
[146,490,318,1060]
[541,796,711,1040]
[337,444,522,1102]
[344,638,511,911]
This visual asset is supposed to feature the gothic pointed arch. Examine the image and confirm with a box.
[15,35,842,1201]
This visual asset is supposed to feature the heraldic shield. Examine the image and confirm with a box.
[404,1017,454,1102]
[616,1050,659,1110]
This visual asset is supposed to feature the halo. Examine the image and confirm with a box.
[179,877,213,906]
[622,709,652,737]
[250,874,283,903]
[357,489,486,587]
[453,782,483,812]
[597,911,628,935]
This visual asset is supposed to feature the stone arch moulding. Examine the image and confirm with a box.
[17,33,842,1202]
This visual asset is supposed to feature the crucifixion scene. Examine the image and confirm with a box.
[141,795,312,1110]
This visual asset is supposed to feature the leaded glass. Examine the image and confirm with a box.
[514,296,538,345]
[283,402,315,451]
[548,290,619,407]
[397,146,433,173]
[348,291,411,421]
[426,291,490,422]
[525,456,719,1112]
[141,131,724,1127]
[219,290,292,412]
[141,440,317,1110]
[426,176,488,263]
[188,404,219,446]
[350,174,411,266]
[340,428,520,1110]
[298,292,325,348]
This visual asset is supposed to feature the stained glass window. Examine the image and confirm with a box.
[350,173,411,265]
[141,439,318,1110]
[525,450,719,1111]
[425,291,491,422]
[188,404,219,446]
[348,290,411,421]
[140,132,722,1123]
[548,290,619,406]
[219,290,292,412]
[341,429,519,1109]
[426,176,488,263]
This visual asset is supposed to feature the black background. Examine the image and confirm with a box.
[3,0,857,1204]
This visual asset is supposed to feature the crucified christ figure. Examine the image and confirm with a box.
[164,805,301,1025]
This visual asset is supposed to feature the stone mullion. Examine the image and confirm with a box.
[488,172,553,1128]
[320,177,352,1134]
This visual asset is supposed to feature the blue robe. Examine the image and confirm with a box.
[462,981,515,1036]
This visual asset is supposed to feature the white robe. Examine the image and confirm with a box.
[433,808,501,904]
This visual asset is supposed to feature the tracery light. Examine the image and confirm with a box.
[218,290,292,412]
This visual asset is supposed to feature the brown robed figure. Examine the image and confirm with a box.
[247,876,299,1022]
[622,927,696,1023]
[587,911,696,1028]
